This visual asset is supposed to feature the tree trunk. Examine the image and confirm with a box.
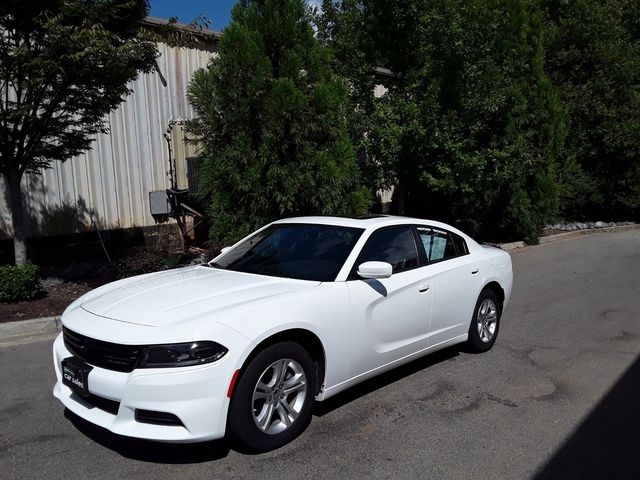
[6,171,27,265]
[396,182,406,216]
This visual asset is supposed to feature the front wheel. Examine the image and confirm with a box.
[466,289,501,353]
[227,341,316,452]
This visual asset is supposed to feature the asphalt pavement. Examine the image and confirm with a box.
[1,229,639,479]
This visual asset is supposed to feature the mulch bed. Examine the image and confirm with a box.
[0,281,97,323]
[0,248,209,325]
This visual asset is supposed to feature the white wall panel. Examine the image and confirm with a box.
[0,41,215,239]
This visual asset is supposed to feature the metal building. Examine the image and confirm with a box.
[0,18,218,240]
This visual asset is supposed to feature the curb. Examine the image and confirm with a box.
[499,241,525,251]
[0,316,61,344]
[499,223,640,252]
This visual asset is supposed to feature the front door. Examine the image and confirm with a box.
[346,226,432,378]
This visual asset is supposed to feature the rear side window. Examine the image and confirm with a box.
[416,227,468,262]
[355,227,419,274]
[451,232,469,255]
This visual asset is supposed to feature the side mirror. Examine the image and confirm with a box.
[357,261,392,279]
[220,246,232,254]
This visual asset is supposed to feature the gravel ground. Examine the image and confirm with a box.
[544,220,634,232]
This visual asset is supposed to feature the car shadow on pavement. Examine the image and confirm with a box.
[534,354,640,480]
[313,345,460,417]
[62,345,462,462]
[64,409,231,463]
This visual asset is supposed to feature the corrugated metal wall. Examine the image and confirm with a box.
[0,41,215,239]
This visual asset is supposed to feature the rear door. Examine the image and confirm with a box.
[415,226,483,347]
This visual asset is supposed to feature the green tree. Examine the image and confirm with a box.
[188,0,369,245]
[541,0,640,221]
[0,0,157,264]
[321,0,566,243]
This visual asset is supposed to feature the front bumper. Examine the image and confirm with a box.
[52,333,235,442]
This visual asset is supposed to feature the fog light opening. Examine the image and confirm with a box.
[134,409,184,427]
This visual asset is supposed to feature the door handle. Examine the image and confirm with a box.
[418,284,430,293]
[471,266,480,275]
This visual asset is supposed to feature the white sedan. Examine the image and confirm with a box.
[53,216,513,452]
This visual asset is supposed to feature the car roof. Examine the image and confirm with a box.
[273,215,462,232]
[272,215,480,252]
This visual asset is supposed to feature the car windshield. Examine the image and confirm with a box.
[211,223,364,281]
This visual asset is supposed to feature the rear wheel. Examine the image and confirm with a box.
[227,341,315,452]
[466,289,501,352]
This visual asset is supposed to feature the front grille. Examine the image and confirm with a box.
[63,327,141,373]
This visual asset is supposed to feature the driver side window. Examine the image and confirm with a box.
[355,227,419,274]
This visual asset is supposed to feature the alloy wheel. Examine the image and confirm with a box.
[477,298,498,343]
[252,358,307,435]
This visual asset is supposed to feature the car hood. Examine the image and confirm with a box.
[80,265,320,327]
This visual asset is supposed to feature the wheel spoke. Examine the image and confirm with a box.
[283,371,304,387]
[280,399,299,421]
[258,402,275,431]
[486,325,493,340]
[253,390,269,400]
[262,368,276,388]
[276,403,292,427]
[283,379,306,396]
[283,371,302,386]
[274,360,288,386]
[256,380,271,394]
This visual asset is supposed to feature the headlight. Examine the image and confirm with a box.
[138,341,228,368]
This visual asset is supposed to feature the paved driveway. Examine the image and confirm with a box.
[1,229,639,479]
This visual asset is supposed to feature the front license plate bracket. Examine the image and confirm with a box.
[61,357,93,398]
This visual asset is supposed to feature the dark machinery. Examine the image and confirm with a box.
[161,123,205,247]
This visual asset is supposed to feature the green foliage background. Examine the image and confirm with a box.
[188,0,369,245]
[192,0,640,245]
[542,0,640,222]
[321,0,566,243]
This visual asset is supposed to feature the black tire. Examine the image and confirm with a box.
[466,288,501,353]
[227,341,316,453]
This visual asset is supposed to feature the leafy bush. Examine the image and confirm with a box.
[321,0,564,243]
[542,0,640,222]
[163,252,184,269]
[0,263,42,302]
[188,0,370,245]
[116,247,168,279]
